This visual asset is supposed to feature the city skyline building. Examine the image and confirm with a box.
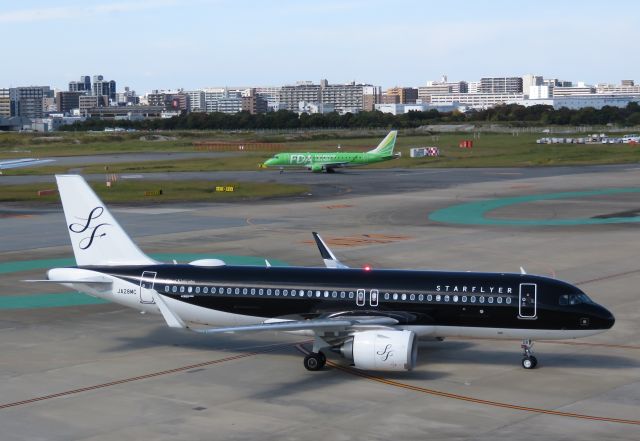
[479,77,523,94]
[0,88,10,117]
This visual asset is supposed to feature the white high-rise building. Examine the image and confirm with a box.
[529,85,552,99]
[279,79,373,114]
[185,90,206,112]
[522,74,544,97]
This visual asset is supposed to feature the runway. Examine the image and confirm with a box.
[1,164,640,440]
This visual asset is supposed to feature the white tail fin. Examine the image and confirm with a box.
[56,175,157,266]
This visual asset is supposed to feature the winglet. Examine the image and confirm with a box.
[152,292,187,329]
[520,266,527,275]
[312,232,349,269]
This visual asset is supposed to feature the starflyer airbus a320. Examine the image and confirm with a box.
[29,175,615,372]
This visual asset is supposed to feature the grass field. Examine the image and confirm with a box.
[0,180,309,204]
[2,130,640,175]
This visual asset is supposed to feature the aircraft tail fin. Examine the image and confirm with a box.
[367,130,398,156]
[56,175,158,266]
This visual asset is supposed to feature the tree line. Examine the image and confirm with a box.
[60,102,640,131]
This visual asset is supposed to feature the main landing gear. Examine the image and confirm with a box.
[303,351,327,371]
[521,339,538,369]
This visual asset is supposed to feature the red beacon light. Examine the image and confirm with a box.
[363,265,372,272]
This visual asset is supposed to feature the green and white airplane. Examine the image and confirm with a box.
[262,130,398,173]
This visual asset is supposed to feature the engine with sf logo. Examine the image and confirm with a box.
[338,330,417,371]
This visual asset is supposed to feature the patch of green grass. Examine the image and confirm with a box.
[0,180,309,204]
[3,131,640,172]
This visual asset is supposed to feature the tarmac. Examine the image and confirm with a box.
[1,164,640,440]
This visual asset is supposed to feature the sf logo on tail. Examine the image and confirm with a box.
[69,207,111,250]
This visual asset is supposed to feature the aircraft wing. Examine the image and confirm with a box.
[152,291,398,333]
[0,158,55,171]
[315,161,350,169]
[191,316,398,334]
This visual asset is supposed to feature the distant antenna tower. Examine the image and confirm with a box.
[441,74,448,83]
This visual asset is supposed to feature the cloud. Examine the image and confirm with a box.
[0,0,178,24]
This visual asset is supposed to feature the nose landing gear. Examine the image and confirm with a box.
[521,339,538,369]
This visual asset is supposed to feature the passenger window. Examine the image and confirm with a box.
[180,286,185,293]
[204,287,209,294]
[462,296,467,302]
[340,291,346,298]
[435,295,441,301]
[418,294,424,301]
[164,286,169,292]
[410,294,415,301]
[188,286,193,293]
[259,289,264,295]
[267,289,272,295]
[444,295,450,302]
[393,293,398,300]
[384,293,390,300]
[427,294,433,301]
[349,292,354,299]
[453,295,458,302]
[275,289,280,296]
[226,288,231,294]
[324,291,329,298]
[332,291,337,298]
[235,288,240,295]
[316,291,321,298]
[488,297,494,303]
[243,288,248,295]
[307,290,313,297]
[479,296,485,303]
[195,287,200,294]
[497,297,502,304]
[470,296,476,303]
[172,286,177,293]
[251,288,255,295]
[401,294,406,301]
[506,297,512,304]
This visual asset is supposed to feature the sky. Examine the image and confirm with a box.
[1,0,638,93]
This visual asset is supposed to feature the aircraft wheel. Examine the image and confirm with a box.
[521,356,538,369]
[304,353,325,371]
[326,168,335,173]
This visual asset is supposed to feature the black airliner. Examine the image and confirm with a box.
[35,175,615,372]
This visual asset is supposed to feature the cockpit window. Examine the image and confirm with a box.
[559,293,593,306]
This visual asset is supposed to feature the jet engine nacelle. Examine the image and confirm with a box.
[339,330,418,371]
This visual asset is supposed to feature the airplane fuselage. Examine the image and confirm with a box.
[263,152,394,172]
[52,265,615,340]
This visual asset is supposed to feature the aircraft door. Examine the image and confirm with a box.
[370,289,379,307]
[355,289,378,307]
[356,289,366,306]
[519,283,537,318]
[140,271,157,304]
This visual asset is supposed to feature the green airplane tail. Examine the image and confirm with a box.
[367,130,398,156]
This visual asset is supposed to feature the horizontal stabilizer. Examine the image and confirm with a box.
[23,278,112,285]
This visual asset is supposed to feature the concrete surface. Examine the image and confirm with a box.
[1,164,639,440]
